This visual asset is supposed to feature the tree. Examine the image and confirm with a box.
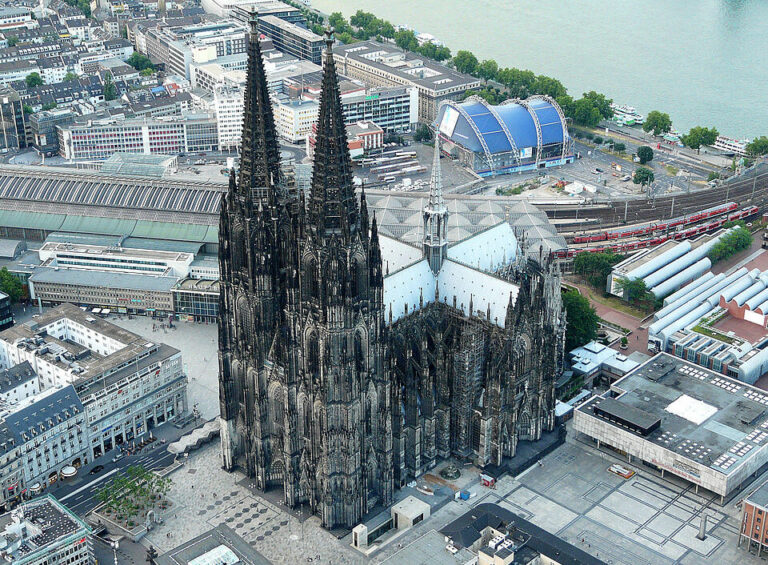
[6,35,18,47]
[681,126,719,153]
[616,277,652,306]
[140,68,154,77]
[637,145,654,164]
[25,72,43,88]
[613,142,626,153]
[103,72,117,101]
[0,268,22,303]
[569,97,602,128]
[581,91,613,119]
[127,52,154,72]
[41,102,57,111]
[643,110,672,136]
[708,227,753,263]
[573,252,624,289]
[476,59,498,83]
[563,290,599,351]
[394,29,418,52]
[633,166,654,187]
[532,75,567,99]
[22,104,33,115]
[63,71,78,82]
[328,12,349,34]
[707,171,721,182]
[413,124,433,142]
[453,50,478,75]
[746,136,768,157]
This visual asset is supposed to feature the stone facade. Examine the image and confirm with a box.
[218,16,565,530]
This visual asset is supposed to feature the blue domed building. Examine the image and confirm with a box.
[436,95,574,177]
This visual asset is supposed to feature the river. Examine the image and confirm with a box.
[310,0,767,139]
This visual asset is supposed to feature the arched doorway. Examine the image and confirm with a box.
[267,459,285,487]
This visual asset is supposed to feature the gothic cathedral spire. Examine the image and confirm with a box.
[239,9,282,203]
[309,28,359,239]
[423,137,448,273]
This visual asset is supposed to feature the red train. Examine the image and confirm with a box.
[553,205,758,259]
[572,202,739,244]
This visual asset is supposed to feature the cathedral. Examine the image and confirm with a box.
[218,15,566,530]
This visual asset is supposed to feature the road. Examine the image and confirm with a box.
[45,442,177,517]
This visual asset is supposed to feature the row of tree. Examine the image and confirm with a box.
[708,227,753,263]
[573,252,624,289]
[321,10,766,149]
[97,465,172,524]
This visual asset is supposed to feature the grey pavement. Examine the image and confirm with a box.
[108,315,220,421]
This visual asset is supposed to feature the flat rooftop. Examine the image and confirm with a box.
[746,479,768,510]
[0,303,179,389]
[333,40,480,93]
[578,352,768,475]
[0,496,89,561]
[40,241,193,263]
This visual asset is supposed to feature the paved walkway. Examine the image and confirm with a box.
[141,442,366,564]
[568,282,644,332]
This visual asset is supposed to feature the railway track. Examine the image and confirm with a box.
[541,164,768,232]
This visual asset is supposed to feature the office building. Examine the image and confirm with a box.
[574,352,768,501]
[0,86,27,150]
[0,495,93,565]
[740,480,768,555]
[0,361,37,405]
[28,269,178,315]
[212,84,244,150]
[57,114,219,159]
[334,40,481,123]
[272,95,317,142]
[341,85,417,132]
[0,303,188,461]
[0,7,35,31]
[38,239,195,277]
[143,20,247,79]
[28,108,75,157]
[440,503,602,565]
[0,291,11,331]
[257,15,322,64]
[172,278,219,322]
[4,385,89,490]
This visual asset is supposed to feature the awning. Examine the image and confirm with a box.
[30,483,42,493]
[60,466,77,478]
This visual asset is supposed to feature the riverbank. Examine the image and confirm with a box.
[309,0,767,140]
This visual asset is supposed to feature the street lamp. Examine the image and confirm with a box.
[111,540,119,565]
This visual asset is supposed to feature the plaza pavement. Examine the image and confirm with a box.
[109,316,221,421]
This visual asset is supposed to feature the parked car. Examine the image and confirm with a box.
[112,452,125,463]
[89,465,104,475]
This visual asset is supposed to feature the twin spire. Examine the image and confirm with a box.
[233,18,361,241]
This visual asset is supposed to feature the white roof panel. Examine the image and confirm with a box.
[447,222,517,271]
[665,394,718,425]
[383,259,435,323]
[379,234,424,275]
[437,259,518,327]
